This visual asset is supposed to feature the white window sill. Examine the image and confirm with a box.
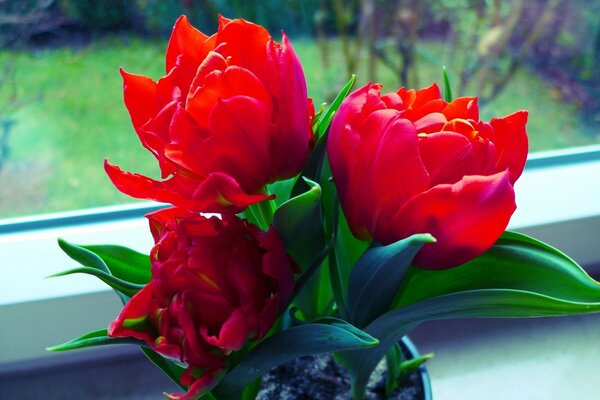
[1,146,600,399]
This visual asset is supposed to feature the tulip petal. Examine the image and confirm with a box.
[202,308,249,351]
[121,69,157,130]
[192,172,272,213]
[328,83,386,199]
[215,18,271,84]
[413,112,447,133]
[108,283,155,345]
[387,171,516,269]
[104,161,200,210]
[443,96,479,121]
[167,369,222,400]
[205,95,273,189]
[418,132,477,186]
[490,110,529,183]
[350,111,429,239]
[267,33,312,177]
[166,15,211,75]
[186,66,271,129]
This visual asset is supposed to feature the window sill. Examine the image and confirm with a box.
[1,147,600,391]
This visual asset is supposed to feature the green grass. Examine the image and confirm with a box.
[0,35,597,218]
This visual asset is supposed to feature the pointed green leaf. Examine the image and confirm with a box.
[330,205,368,321]
[347,234,436,328]
[314,75,356,139]
[83,244,151,285]
[273,178,325,271]
[340,231,600,396]
[267,176,299,207]
[48,328,141,352]
[58,238,110,273]
[442,66,453,102]
[385,344,403,396]
[212,317,378,399]
[396,353,433,390]
[48,266,144,297]
[392,231,600,309]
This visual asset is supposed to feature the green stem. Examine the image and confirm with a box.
[247,187,276,230]
[328,202,348,320]
[350,381,366,400]
[256,197,275,228]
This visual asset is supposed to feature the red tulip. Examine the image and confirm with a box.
[105,16,314,213]
[327,83,528,269]
[108,208,296,399]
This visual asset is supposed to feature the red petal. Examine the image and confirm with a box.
[214,18,271,84]
[186,66,271,129]
[386,171,516,269]
[261,227,296,303]
[267,33,312,178]
[108,283,156,345]
[104,160,199,209]
[205,95,273,189]
[328,83,385,193]
[192,172,272,213]
[201,308,249,351]
[413,112,447,133]
[490,110,529,183]
[166,368,222,400]
[418,132,477,186]
[187,51,229,98]
[342,110,429,240]
[443,97,479,121]
[166,16,210,74]
[412,84,442,109]
[121,69,157,130]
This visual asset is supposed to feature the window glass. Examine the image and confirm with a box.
[1,0,598,219]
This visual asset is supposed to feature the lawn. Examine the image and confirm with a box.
[0,35,598,218]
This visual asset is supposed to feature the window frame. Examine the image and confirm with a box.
[1,146,600,368]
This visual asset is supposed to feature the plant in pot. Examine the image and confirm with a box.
[49,15,600,400]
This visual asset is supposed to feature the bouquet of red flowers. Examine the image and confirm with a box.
[51,16,600,400]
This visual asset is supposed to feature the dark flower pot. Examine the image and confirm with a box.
[257,336,432,400]
[402,336,433,400]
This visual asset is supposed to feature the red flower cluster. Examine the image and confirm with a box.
[109,208,296,399]
[105,15,314,213]
[327,83,528,269]
[105,14,529,399]
[106,16,308,399]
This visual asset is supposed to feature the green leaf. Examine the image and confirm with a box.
[267,176,299,207]
[330,206,368,320]
[83,244,151,285]
[58,238,110,273]
[273,177,325,271]
[396,353,433,391]
[442,66,453,102]
[47,328,141,352]
[392,231,600,309]
[212,317,379,399]
[340,231,600,396]
[384,343,403,396]
[347,234,436,328]
[48,266,144,297]
[314,74,356,140]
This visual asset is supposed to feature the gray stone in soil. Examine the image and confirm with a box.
[256,353,423,400]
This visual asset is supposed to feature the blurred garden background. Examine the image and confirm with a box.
[0,0,598,218]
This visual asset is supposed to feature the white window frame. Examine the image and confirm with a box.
[1,145,600,370]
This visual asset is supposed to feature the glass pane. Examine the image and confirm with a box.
[1,0,598,219]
